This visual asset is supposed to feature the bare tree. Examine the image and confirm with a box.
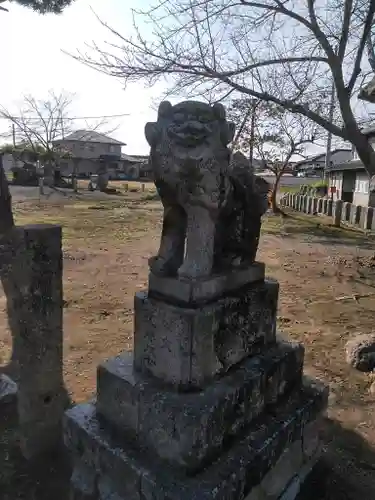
[1,0,75,13]
[0,91,76,185]
[229,99,321,212]
[0,91,119,187]
[74,0,375,176]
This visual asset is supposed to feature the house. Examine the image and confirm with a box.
[121,154,150,180]
[294,149,352,176]
[326,126,375,207]
[53,130,126,178]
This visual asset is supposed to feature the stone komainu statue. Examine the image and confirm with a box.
[145,100,269,279]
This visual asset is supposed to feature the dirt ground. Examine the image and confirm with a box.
[1,192,375,499]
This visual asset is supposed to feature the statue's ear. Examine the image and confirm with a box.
[212,102,226,121]
[158,101,173,119]
[145,122,158,147]
[220,121,235,146]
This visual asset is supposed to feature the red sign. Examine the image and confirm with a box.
[330,186,337,194]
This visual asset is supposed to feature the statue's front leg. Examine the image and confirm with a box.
[150,204,186,276]
[178,205,216,279]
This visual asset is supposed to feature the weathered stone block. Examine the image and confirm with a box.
[134,279,279,389]
[97,340,304,470]
[64,378,328,500]
[148,262,265,305]
[2,225,69,458]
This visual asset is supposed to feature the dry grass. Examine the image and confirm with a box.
[1,198,375,499]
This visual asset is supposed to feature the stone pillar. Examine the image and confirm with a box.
[298,195,304,212]
[302,196,308,213]
[317,198,323,214]
[333,200,343,226]
[312,197,318,215]
[361,207,374,230]
[291,194,296,209]
[3,225,68,459]
[327,199,333,216]
[307,196,313,214]
[349,205,361,226]
[342,202,351,222]
[322,199,328,215]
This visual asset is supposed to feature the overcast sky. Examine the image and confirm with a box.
[1,0,161,154]
[2,0,368,157]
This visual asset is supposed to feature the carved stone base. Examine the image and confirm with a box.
[134,278,279,390]
[64,378,327,500]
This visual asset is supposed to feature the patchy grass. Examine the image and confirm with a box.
[1,196,375,499]
[279,184,301,193]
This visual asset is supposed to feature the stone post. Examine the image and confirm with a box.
[342,202,351,222]
[312,198,318,214]
[317,198,323,214]
[298,195,304,212]
[361,207,374,230]
[333,200,343,227]
[3,224,68,459]
[327,199,333,216]
[322,199,328,215]
[307,196,313,214]
[350,205,361,226]
[302,196,308,213]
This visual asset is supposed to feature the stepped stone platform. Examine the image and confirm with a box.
[64,265,328,500]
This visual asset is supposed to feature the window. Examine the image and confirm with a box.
[355,178,370,193]
[109,145,116,153]
[89,145,95,152]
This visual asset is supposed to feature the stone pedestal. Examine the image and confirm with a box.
[64,263,328,500]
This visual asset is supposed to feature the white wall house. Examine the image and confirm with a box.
[327,128,375,207]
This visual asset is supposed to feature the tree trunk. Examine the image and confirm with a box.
[350,130,375,177]
[0,157,14,235]
[270,171,283,213]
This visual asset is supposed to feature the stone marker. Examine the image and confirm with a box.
[2,225,69,459]
[64,101,328,500]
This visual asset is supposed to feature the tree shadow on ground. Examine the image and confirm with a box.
[263,213,375,250]
[298,417,375,500]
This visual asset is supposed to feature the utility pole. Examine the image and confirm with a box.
[12,123,16,146]
[324,79,335,179]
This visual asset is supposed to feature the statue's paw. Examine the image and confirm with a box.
[149,255,178,276]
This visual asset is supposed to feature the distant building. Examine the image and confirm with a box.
[53,130,126,178]
[294,149,352,176]
[326,126,375,207]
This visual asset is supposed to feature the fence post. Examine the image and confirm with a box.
[333,200,343,227]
